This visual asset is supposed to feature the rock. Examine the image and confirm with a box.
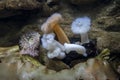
[0,44,119,80]
[97,0,120,16]
[97,32,120,53]
[96,16,119,31]
[0,63,18,80]
[0,0,5,10]
[114,0,120,6]
[89,27,120,53]
[46,59,70,71]
[67,0,111,6]
[6,0,41,10]
[73,58,118,80]
[0,0,42,18]
[18,58,118,80]
[0,1,120,79]
[41,0,60,16]
[70,0,97,5]
[0,0,60,18]
[117,65,120,74]
[0,10,23,18]
[0,21,40,46]
[88,0,120,53]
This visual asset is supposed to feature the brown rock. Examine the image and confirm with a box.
[0,0,42,18]
[97,32,120,53]
[18,58,118,80]
[41,0,60,16]
[90,28,120,53]
[0,63,18,80]
[46,59,70,71]
[70,0,97,5]
[6,0,42,10]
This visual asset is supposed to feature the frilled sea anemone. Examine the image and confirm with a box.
[41,33,66,59]
[41,13,70,44]
[19,31,41,57]
[64,43,87,57]
[71,16,91,44]
[41,13,63,34]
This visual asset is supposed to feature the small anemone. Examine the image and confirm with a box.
[71,16,91,44]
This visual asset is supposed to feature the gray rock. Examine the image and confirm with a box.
[0,0,60,18]
[46,59,70,71]
[70,0,97,5]
[18,58,118,80]
[96,32,120,53]
[4,0,41,10]
[89,1,120,53]
[0,0,42,18]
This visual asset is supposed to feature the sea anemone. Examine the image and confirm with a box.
[64,43,87,57]
[41,33,66,59]
[71,16,91,44]
[19,31,41,57]
[41,13,63,34]
[40,13,70,44]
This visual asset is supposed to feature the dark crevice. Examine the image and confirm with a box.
[37,0,45,2]
[47,2,59,8]
[108,6,120,16]
[0,8,43,46]
[62,38,98,67]
[105,25,120,32]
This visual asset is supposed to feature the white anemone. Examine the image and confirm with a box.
[71,16,91,44]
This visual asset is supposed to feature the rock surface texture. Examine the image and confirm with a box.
[0,0,120,79]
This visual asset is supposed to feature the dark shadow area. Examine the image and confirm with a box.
[62,38,98,67]
[0,10,36,47]
[105,25,120,32]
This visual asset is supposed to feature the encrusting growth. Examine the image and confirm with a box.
[19,31,41,57]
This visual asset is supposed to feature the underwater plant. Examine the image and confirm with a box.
[19,31,41,57]
[71,16,91,44]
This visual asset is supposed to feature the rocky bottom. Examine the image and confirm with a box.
[0,37,120,80]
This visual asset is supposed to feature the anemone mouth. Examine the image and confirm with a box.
[71,17,91,34]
